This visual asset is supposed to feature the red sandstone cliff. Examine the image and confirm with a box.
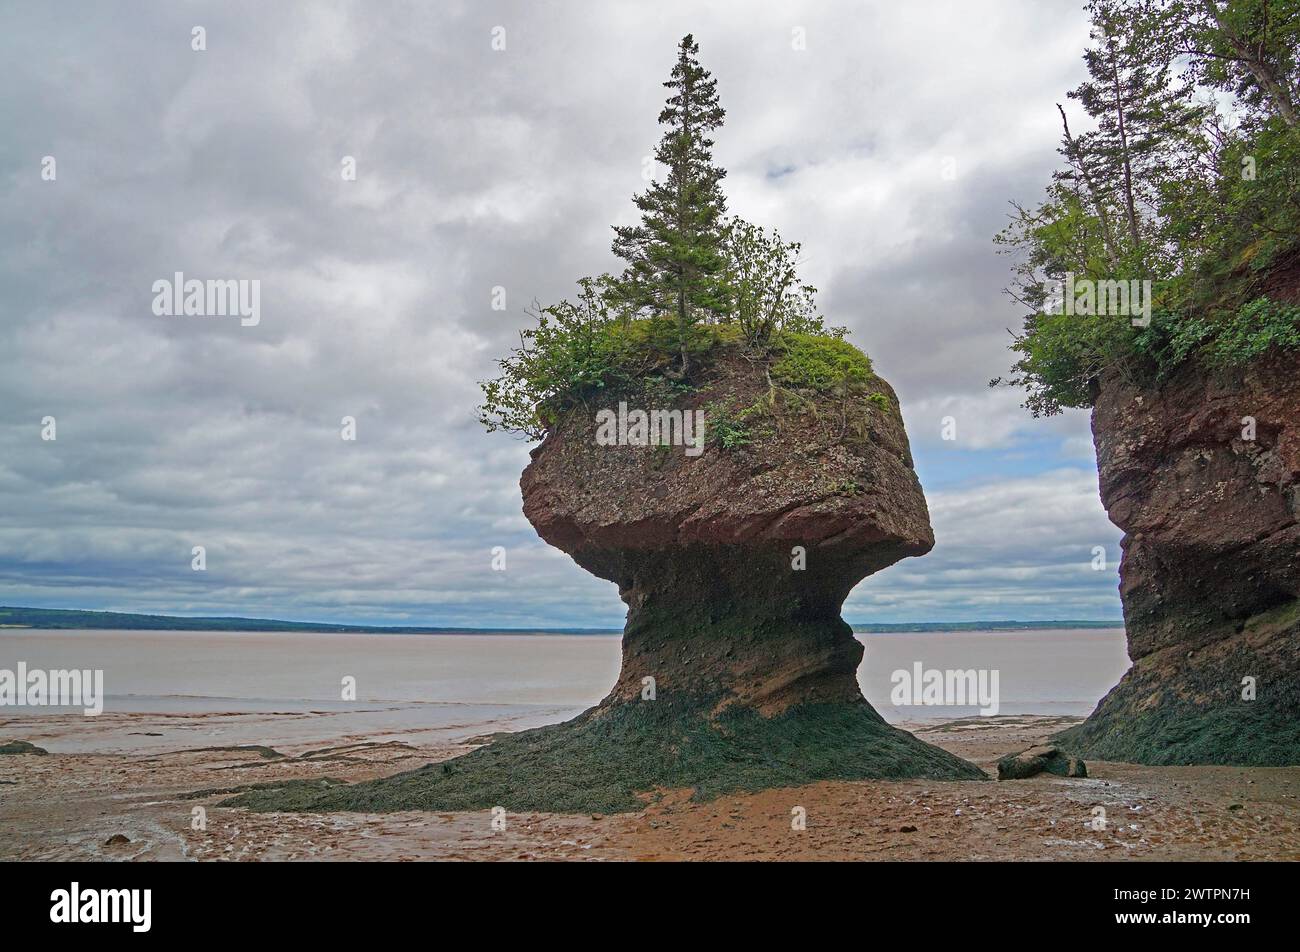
[1061,353,1300,764]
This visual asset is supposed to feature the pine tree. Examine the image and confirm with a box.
[1067,0,1210,271]
[613,34,728,373]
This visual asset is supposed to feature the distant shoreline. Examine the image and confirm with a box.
[0,606,1122,635]
[0,606,617,636]
[852,620,1122,633]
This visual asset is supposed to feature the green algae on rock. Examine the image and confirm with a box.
[996,745,1086,780]
[224,697,980,815]
[0,740,47,756]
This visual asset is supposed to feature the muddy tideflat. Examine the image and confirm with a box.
[2,709,1296,862]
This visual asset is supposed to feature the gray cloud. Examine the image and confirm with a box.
[0,0,1121,626]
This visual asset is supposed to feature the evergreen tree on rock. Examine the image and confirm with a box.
[613,34,729,374]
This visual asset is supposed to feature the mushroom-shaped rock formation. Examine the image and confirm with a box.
[225,337,982,815]
[521,352,940,718]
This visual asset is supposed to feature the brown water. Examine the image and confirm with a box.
[0,627,1129,753]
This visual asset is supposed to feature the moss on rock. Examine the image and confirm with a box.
[772,332,873,391]
[0,740,47,755]
[1055,617,1300,766]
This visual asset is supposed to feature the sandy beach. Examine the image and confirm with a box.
[4,707,1298,862]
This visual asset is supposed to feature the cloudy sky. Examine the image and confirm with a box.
[0,0,1124,628]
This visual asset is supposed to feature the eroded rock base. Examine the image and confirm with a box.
[225,560,985,814]
[222,694,984,814]
[1058,601,1300,766]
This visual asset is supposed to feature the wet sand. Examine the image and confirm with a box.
[3,710,1297,861]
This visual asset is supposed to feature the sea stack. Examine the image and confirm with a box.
[520,351,940,718]
[1059,353,1300,765]
[227,337,982,815]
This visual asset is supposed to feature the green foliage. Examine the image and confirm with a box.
[997,298,1144,416]
[995,0,1300,414]
[1067,0,1211,262]
[1152,297,1300,369]
[612,34,729,370]
[478,276,629,440]
[1175,0,1300,131]
[772,333,872,392]
[704,399,762,449]
[479,37,853,441]
[620,312,730,372]
[721,218,830,345]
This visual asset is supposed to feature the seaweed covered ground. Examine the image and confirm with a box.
[220,696,984,814]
